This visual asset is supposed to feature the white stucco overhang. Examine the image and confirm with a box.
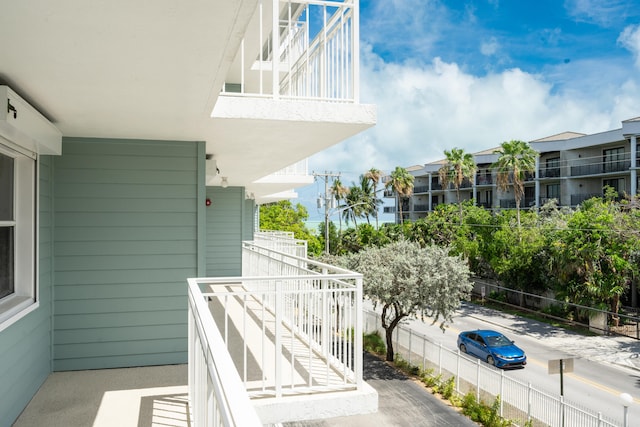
[0,1,376,201]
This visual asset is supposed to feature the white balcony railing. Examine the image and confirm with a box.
[223,0,359,102]
[254,230,308,258]
[188,241,364,425]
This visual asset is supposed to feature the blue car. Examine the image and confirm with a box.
[457,330,526,368]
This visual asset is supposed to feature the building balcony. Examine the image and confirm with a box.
[412,204,429,212]
[570,160,630,177]
[221,0,358,103]
[571,193,604,206]
[475,175,493,185]
[538,167,560,178]
[15,238,377,427]
[413,185,429,194]
[499,197,535,209]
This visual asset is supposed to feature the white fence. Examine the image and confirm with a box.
[363,310,621,427]
[254,231,308,258]
[187,242,364,426]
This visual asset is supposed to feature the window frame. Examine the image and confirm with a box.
[0,139,38,331]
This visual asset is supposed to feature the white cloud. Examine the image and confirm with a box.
[309,45,640,182]
[480,37,499,55]
[564,0,629,27]
[618,24,640,68]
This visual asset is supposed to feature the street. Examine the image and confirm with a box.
[367,300,640,425]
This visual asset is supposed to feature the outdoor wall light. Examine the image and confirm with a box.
[206,198,211,207]
[221,177,228,188]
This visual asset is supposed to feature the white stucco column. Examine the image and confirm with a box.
[631,135,637,196]
[472,174,477,206]
[534,156,540,208]
[428,173,432,211]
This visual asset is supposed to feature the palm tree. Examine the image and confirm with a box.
[438,148,477,224]
[330,177,349,233]
[364,168,383,228]
[492,140,538,228]
[385,166,415,224]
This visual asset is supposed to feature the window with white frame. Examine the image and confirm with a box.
[0,139,37,327]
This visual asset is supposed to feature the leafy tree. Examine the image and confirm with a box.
[492,140,537,228]
[330,177,349,233]
[317,221,340,255]
[485,209,551,303]
[347,240,473,361]
[259,200,322,255]
[364,167,384,228]
[550,196,635,322]
[385,166,415,224]
[438,148,477,223]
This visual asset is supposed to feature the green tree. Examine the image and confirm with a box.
[330,177,349,233]
[492,140,538,228]
[550,196,635,322]
[438,148,477,223]
[364,167,384,228]
[385,166,415,225]
[347,240,473,361]
[259,200,322,255]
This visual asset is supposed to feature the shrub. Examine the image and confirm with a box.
[363,331,386,356]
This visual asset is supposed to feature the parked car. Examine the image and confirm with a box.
[457,330,526,368]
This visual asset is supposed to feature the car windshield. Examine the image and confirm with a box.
[484,335,512,347]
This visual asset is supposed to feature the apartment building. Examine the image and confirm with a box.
[0,2,376,426]
[387,117,640,222]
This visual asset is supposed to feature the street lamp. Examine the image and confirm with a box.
[620,392,633,427]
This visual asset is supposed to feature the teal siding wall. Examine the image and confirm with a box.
[206,187,245,276]
[52,138,201,371]
[243,199,256,240]
[0,156,54,427]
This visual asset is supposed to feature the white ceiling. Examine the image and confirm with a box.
[0,0,375,200]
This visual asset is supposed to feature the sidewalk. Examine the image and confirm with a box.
[458,302,640,372]
[284,352,478,427]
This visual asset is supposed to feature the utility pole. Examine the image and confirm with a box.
[314,171,340,255]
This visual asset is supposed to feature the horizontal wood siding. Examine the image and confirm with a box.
[0,156,53,427]
[206,187,243,276]
[243,199,255,240]
[52,138,200,371]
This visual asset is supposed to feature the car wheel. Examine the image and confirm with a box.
[459,343,467,353]
[487,355,495,366]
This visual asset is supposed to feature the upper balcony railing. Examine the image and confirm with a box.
[222,0,359,103]
[254,230,308,258]
[571,159,630,177]
[188,241,364,425]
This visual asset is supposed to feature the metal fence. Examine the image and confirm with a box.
[363,310,621,427]
[472,279,640,340]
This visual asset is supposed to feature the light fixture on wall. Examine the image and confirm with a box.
[221,177,228,188]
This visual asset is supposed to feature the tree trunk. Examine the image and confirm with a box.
[381,304,406,362]
[385,326,395,362]
[611,295,620,327]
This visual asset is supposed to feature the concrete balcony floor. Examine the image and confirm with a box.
[13,364,189,427]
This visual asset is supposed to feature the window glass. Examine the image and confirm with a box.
[0,153,14,298]
[547,184,560,199]
[0,227,13,299]
[0,153,13,221]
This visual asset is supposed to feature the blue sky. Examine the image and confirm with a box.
[300,0,640,223]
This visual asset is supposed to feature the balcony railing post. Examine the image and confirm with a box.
[272,0,280,100]
[355,275,363,388]
[275,279,283,397]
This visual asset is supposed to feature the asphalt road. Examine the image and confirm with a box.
[397,301,640,424]
[284,351,478,427]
